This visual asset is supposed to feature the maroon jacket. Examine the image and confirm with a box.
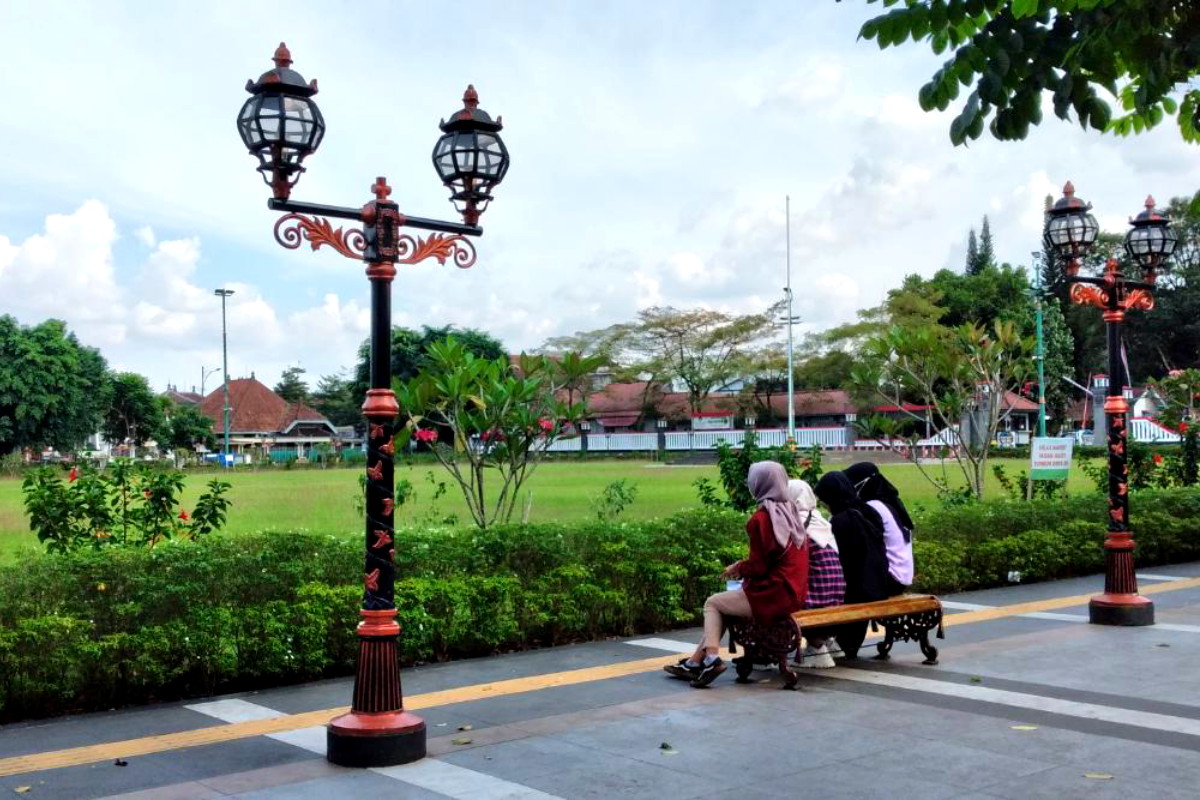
[736,508,809,620]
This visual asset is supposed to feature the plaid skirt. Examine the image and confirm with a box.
[806,544,846,609]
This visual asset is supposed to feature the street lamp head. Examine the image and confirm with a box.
[432,85,509,226]
[238,43,326,201]
[1124,195,1177,275]
[1043,181,1100,271]
[214,288,235,298]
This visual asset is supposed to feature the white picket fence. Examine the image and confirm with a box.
[1130,416,1182,443]
[542,427,851,453]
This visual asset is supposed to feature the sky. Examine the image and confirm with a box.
[1,1,1198,397]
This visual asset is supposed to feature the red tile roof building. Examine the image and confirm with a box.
[198,377,338,454]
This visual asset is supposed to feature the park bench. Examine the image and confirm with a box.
[726,594,945,690]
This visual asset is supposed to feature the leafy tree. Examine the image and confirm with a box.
[162,402,216,453]
[965,228,980,274]
[794,348,857,391]
[612,304,783,417]
[1039,300,1076,432]
[0,316,111,456]
[976,215,996,274]
[274,366,310,403]
[855,1,1200,147]
[1149,368,1200,430]
[740,345,790,423]
[310,373,362,428]
[103,373,165,456]
[853,320,1034,500]
[394,338,603,528]
[353,325,505,401]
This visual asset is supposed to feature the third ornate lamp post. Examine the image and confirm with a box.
[1043,182,1177,626]
[236,43,509,766]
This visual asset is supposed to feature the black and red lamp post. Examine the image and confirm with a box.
[1043,182,1177,626]
[237,43,509,766]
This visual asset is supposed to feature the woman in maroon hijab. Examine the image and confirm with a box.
[664,461,809,687]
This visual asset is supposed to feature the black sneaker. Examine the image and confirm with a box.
[689,658,727,688]
[663,658,701,680]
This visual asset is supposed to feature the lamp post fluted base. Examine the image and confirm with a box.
[1089,545,1154,626]
[1089,594,1154,626]
[326,609,426,767]
[327,710,426,767]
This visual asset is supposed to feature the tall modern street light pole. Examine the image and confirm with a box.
[201,365,220,398]
[213,289,235,466]
[783,196,797,443]
[236,43,509,767]
[1043,182,1177,627]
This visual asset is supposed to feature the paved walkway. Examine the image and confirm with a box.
[4,566,1200,799]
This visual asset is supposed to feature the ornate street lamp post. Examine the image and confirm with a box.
[237,43,509,766]
[1043,182,1176,626]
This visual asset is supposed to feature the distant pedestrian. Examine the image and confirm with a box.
[788,479,844,669]
[664,461,809,687]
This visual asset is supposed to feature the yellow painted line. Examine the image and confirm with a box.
[4,574,1200,777]
[0,651,711,778]
[940,575,1200,627]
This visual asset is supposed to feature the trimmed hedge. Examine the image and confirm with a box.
[0,509,745,721]
[2,491,1200,721]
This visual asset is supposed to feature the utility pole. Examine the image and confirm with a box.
[1032,251,1047,437]
[784,195,796,443]
[214,289,235,466]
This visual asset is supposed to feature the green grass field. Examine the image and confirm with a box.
[0,457,1099,561]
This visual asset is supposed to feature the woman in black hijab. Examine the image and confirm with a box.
[844,462,915,596]
[814,471,890,658]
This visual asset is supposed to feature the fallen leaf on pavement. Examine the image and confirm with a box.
[457,724,473,731]
[14,787,30,795]
[1010,725,1038,731]
[1083,772,1114,780]
[451,737,472,746]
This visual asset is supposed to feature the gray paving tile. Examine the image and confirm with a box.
[196,758,347,795]
[981,765,1198,800]
[99,783,221,799]
[839,738,1054,791]
[0,707,219,759]
[747,763,966,800]
[0,759,183,800]
[519,755,730,800]
[229,769,450,799]
[139,737,313,782]
[438,736,597,782]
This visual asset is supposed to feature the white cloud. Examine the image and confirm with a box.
[4,1,1200,375]
[0,201,371,392]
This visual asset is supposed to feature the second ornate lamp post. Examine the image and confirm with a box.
[1043,182,1177,626]
[237,43,509,766]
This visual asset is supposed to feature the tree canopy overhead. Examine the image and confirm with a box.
[855,1,1200,147]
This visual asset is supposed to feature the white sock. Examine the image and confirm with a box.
[702,654,719,666]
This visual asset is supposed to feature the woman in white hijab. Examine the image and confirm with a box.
[788,479,845,669]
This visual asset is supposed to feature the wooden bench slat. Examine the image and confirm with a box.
[792,594,941,628]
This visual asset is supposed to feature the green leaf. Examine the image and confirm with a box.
[1011,0,1038,18]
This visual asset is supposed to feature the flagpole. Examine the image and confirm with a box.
[785,196,795,443]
